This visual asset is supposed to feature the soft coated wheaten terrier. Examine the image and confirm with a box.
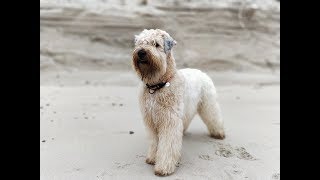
[132,29,225,176]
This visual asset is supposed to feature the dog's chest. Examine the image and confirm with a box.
[141,87,183,123]
[144,94,157,113]
[143,92,164,115]
[140,92,159,126]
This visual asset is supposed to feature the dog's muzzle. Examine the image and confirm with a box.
[137,49,148,64]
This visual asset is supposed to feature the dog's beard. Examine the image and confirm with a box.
[132,49,167,84]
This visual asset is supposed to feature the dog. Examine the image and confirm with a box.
[131,29,225,176]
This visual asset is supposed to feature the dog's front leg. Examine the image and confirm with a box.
[154,113,183,176]
[146,128,158,165]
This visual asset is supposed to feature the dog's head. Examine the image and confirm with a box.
[132,29,177,84]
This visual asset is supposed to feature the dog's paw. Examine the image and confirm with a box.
[154,169,174,176]
[146,158,155,165]
[210,131,226,139]
[154,164,175,176]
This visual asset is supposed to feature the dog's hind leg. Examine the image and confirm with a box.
[198,92,225,139]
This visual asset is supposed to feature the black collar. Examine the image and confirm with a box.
[146,82,167,94]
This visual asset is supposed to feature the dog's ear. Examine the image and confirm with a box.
[164,35,177,54]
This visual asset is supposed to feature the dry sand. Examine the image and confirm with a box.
[40,70,279,180]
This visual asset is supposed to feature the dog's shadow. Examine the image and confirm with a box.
[183,132,216,143]
[182,131,226,154]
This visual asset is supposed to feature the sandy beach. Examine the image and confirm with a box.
[40,71,279,180]
[40,0,280,179]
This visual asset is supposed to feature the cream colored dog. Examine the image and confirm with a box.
[132,29,225,176]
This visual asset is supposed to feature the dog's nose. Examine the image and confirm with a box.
[138,49,146,59]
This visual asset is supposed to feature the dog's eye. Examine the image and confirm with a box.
[155,43,160,48]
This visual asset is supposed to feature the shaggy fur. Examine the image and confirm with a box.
[132,29,225,176]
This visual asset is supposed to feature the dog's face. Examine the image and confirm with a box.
[132,29,177,83]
